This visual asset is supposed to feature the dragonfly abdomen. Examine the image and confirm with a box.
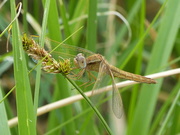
[110,65,156,84]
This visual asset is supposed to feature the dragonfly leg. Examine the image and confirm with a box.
[67,69,85,80]
[78,71,97,93]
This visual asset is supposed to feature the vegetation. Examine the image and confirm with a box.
[0,0,179,135]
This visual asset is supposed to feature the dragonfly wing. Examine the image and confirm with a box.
[92,61,108,92]
[92,61,123,118]
[49,43,95,60]
[107,66,123,118]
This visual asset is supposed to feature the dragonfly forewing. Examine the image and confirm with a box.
[51,44,95,60]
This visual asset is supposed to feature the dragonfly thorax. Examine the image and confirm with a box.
[74,53,87,69]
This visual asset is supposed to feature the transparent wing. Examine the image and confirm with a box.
[107,65,123,118]
[92,61,108,93]
[92,61,123,118]
[46,42,95,60]
[88,61,110,110]
[32,36,95,60]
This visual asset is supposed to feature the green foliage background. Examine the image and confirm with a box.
[0,0,179,135]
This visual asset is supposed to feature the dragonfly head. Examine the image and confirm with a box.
[74,53,87,69]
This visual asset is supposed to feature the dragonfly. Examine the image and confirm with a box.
[22,34,156,118]
[71,53,156,118]
[50,43,156,118]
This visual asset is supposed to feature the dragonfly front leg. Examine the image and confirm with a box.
[67,68,85,80]
[79,71,97,88]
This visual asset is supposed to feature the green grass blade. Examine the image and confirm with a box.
[47,0,62,42]
[128,0,145,123]
[69,0,88,46]
[10,1,36,134]
[33,0,50,127]
[149,82,180,134]
[87,0,97,52]
[22,0,28,32]
[128,0,180,135]
[157,88,180,135]
[59,0,73,45]
[0,86,11,135]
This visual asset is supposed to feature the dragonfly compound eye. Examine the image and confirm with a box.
[75,53,87,69]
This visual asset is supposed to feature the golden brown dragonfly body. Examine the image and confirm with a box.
[74,53,156,84]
